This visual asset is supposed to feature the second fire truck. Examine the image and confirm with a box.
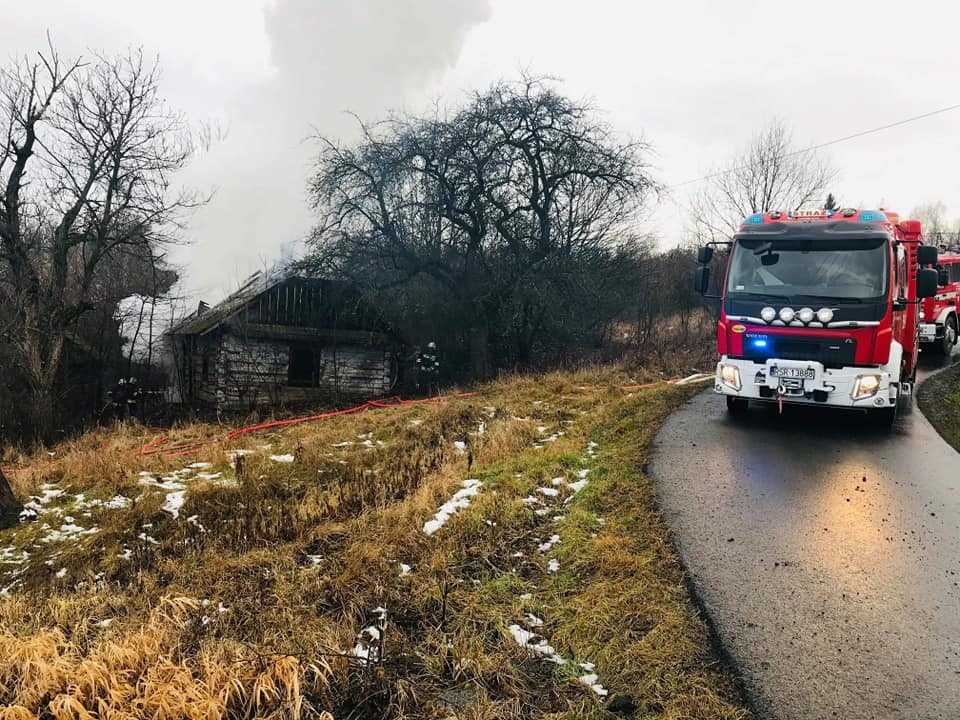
[919,251,959,355]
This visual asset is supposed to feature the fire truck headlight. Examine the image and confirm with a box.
[798,307,815,324]
[779,307,796,323]
[816,307,834,324]
[719,364,742,391]
[761,307,777,323]
[851,374,882,400]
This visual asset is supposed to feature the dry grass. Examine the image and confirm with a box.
[0,366,748,719]
[917,361,960,453]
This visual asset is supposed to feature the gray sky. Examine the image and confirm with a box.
[4,0,960,302]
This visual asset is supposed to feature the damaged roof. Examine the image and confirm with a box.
[166,266,288,336]
[166,264,405,344]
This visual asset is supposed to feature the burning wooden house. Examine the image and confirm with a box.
[165,270,407,410]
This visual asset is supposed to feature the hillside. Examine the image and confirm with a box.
[0,368,747,720]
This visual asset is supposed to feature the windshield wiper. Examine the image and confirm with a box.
[793,294,864,304]
[730,291,791,302]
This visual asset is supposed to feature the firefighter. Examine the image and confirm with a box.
[416,341,440,395]
[106,378,137,420]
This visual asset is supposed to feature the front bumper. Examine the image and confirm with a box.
[919,322,942,344]
[714,357,898,409]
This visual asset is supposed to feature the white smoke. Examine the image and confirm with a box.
[176,0,492,300]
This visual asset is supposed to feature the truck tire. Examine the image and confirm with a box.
[937,315,958,356]
[726,396,748,416]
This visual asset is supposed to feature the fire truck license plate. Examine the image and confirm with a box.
[769,366,815,380]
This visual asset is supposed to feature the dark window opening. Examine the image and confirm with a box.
[289,343,320,387]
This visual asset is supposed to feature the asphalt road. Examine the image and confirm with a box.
[652,351,960,720]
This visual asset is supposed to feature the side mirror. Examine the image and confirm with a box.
[917,245,938,266]
[916,268,939,299]
[938,270,949,286]
[694,266,711,295]
[696,246,714,264]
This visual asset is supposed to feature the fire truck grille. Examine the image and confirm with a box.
[741,335,857,368]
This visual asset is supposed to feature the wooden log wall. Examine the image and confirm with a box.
[206,333,395,409]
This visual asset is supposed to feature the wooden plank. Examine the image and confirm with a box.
[232,324,391,345]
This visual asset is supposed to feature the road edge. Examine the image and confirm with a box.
[916,359,960,453]
[648,388,761,719]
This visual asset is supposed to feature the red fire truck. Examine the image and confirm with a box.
[694,209,939,425]
[918,252,959,355]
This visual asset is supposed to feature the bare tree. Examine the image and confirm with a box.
[910,200,959,247]
[688,118,837,243]
[0,43,197,439]
[305,76,657,375]
[0,465,19,525]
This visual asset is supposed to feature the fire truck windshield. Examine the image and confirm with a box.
[726,237,888,303]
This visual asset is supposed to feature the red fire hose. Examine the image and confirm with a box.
[138,392,479,459]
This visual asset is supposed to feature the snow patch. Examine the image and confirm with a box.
[422,479,482,536]
[162,491,187,518]
[137,533,159,546]
[269,454,295,463]
[567,478,588,494]
[537,534,561,553]
[507,624,566,665]
[508,619,607,698]
[577,670,609,697]
[0,547,29,565]
[102,495,132,510]
[351,607,388,665]
[19,485,65,520]
[41,523,100,543]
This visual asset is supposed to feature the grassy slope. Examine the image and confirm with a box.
[917,362,960,452]
[0,368,748,720]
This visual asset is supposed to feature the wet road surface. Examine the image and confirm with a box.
[652,353,960,720]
